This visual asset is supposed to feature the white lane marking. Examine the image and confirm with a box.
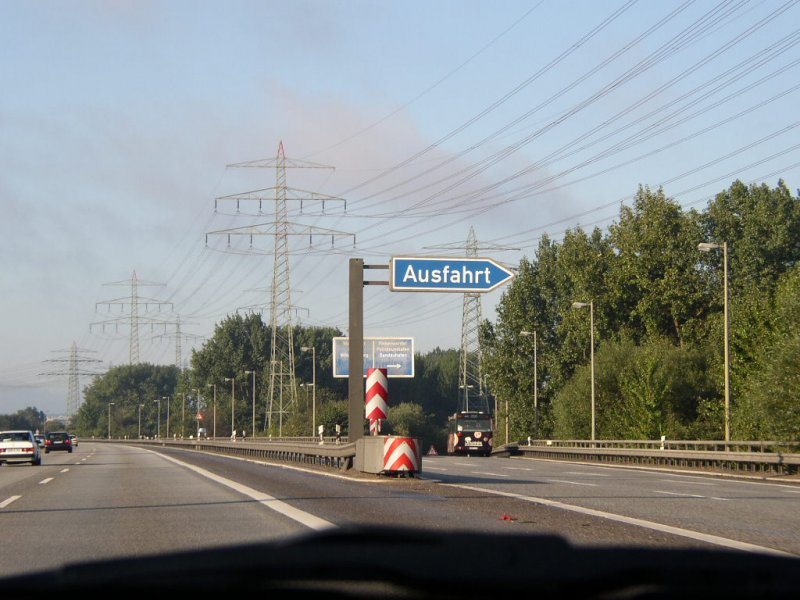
[472,471,508,477]
[564,471,609,477]
[781,489,800,494]
[655,490,729,501]
[453,462,474,466]
[659,479,716,486]
[517,457,800,491]
[656,490,706,498]
[144,449,335,531]
[423,466,448,471]
[447,483,793,557]
[39,478,54,485]
[60,468,70,473]
[0,496,21,509]
[502,466,534,471]
[545,479,598,487]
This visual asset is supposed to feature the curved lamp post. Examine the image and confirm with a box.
[107,402,115,439]
[244,371,256,438]
[572,301,595,442]
[207,383,217,439]
[520,330,538,439]
[224,377,235,438]
[301,346,316,437]
[698,241,730,443]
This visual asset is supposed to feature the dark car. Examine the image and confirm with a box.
[44,431,73,454]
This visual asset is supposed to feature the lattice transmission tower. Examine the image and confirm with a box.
[40,341,104,416]
[207,141,354,433]
[91,270,174,364]
[426,226,517,414]
[152,315,205,371]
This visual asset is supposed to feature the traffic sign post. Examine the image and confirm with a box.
[389,256,514,293]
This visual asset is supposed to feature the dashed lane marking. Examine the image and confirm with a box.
[0,496,21,509]
[448,483,790,556]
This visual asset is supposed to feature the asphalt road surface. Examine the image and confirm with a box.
[1,441,797,580]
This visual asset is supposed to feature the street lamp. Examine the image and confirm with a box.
[244,371,256,439]
[520,330,538,439]
[138,403,144,439]
[179,392,185,438]
[192,388,201,439]
[107,402,115,439]
[572,301,595,442]
[154,398,161,438]
[698,241,730,443]
[162,396,171,439]
[224,377,235,438]
[207,383,217,439]
[301,346,316,437]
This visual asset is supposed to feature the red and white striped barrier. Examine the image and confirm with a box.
[383,437,421,473]
[365,368,389,436]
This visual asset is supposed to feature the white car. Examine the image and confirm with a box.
[0,430,42,466]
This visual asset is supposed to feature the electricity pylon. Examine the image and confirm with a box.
[426,227,517,414]
[207,141,354,433]
[40,341,104,416]
[152,315,205,371]
[91,270,174,364]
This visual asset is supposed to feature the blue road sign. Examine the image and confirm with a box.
[390,256,514,293]
[333,337,414,378]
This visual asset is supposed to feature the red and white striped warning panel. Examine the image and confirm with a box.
[365,368,389,422]
[369,419,382,435]
[383,437,421,472]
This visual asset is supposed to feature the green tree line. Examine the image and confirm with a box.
[483,180,800,443]
[55,179,800,446]
[69,314,458,450]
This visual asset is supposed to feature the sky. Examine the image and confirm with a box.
[1,0,799,416]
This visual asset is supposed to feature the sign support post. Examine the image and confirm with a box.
[349,259,365,442]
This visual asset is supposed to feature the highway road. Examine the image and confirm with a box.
[0,441,797,579]
[423,454,800,556]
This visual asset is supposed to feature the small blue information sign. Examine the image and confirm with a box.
[333,337,414,378]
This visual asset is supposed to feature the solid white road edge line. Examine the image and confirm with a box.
[448,483,795,557]
[144,448,335,531]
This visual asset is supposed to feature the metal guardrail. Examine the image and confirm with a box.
[524,439,800,453]
[508,440,800,476]
[94,436,800,477]
[101,437,357,472]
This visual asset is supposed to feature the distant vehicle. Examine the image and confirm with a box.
[34,434,46,448]
[69,434,79,447]
[0,430,42,466]
[446,411,494,456]
[44,431,73,454]
[197,428,208,439]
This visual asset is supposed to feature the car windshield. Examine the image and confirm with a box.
[0,1,799,594]
[0,432,30,442]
